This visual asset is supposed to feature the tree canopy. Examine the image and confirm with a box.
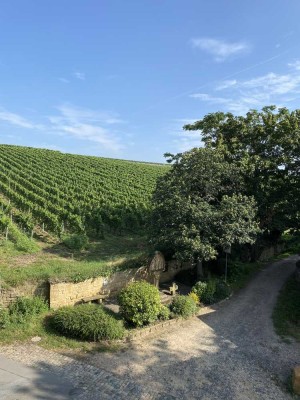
[150,106,300,262]
[184,106,300,236]
[150,148,260,261]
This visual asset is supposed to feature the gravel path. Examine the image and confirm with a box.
[1,255,299,399]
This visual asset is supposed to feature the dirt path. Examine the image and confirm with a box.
[1,256,299,399]
[85,255,300,399]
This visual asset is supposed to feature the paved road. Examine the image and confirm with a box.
[0,354,76,399]
[0,255,299,399]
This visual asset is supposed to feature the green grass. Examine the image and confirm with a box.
[272,276,300,341]
[227,260,264,291]
[0,311,123,352]
[0,234,149,286]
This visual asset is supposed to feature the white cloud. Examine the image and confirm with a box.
[191,67,300,115]
[288,60,300,71]
[165,119,202,153]
[0,109,42,129]
[241,72,300,95]
[190,93,229,104]
[73,71,85,80]
[190,38,250,62]
[49,104,124,152]
[0,104,125,153]
[215,80,237,91]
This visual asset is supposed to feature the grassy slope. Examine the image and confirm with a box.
[0,234,149,286]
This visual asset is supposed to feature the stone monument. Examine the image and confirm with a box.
[149,251,165,288]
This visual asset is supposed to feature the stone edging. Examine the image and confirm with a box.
[126,298,231,342]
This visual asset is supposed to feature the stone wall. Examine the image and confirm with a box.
[49,267,151,309]
[49,260,194,309]
[0,256,194,309]
[0,281,49,308]
[258,244,285,261]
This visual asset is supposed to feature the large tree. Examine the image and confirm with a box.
[184,106,300,238]
[150,148,260,261]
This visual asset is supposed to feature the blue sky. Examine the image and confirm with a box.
[1,1,300,162]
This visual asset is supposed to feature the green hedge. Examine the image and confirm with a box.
[118,281,161,327]
[51,304,125,341]
[170,295,197,318]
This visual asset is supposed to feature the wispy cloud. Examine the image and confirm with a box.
[190,66,300,114]
[190,38,250,62]
[288,60,300,71]
[73,71,85,80]
[215,79,237,91]
[190,93,229,103]
[165,119,202,153]
[58,77,70,83]
[48,104,124,152]
[0,104,126,153]
[0,109,42,129]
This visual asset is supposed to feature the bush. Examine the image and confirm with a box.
[202,279,217,304]
[118,281,161,327]
[9,296,48,323]
[214,280,231,301]
[192,279,217,304]
[51,304,125,341]
[158,305,170,321]
[191,281,207,302]
[188,292,200,305]
[170,295,197,318]
[63,234,89,251]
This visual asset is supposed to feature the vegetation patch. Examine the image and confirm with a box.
[272,275,300,341]
[0,234,148,286]
[118,281,161,327]
[50,304,125,341]
[170,295,198,318]
[192,278,232,305]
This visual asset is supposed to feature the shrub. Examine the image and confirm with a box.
[188,292,200,305]
[202,279,217,304]
[158,305,170,321]
[192,279,217,304]
[191,281,207,302]
[214,280,231,301]
[118,281,161,327]
[51,304,125,341]
[170,295,197,318]
[9,296,48,323]
[63,234,89,251]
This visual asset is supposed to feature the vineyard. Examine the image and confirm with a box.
[0,145,167,245]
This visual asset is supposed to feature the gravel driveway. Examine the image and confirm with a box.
[1,255,299,399]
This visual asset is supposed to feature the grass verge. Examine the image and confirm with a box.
[0,311,123,352]
[0,234,149,286]
[272,275,300,341]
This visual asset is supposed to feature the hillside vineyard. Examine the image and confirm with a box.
[0,145,167,236]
